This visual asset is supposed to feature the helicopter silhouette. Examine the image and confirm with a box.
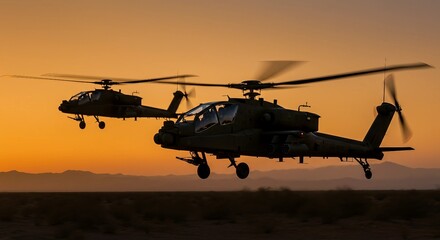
[153,61,431,179]
[12,73,196,129]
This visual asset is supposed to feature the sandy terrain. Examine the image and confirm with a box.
[0,190,438,239]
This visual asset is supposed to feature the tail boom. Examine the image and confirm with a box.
[167,91,184,114]
[363,102,396,148]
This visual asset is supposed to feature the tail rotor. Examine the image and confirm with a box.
[385,74,412,142]
[183,85,196,109]
[178,76,196,109]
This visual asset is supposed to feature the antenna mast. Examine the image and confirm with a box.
[383,58,387,103]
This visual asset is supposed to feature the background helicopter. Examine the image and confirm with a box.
[13,73,195,129]
[153,61,431,180]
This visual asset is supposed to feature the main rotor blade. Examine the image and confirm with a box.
[154,81,230,88]
[120,74,197,84]
[154,81,281,91]
[44,73,136,82]
[264,86,299,90]
[274,62,431,86]
[45,73,197,84]
[153,62,431,92]
[10,75,102,84]
[255,61,304,81]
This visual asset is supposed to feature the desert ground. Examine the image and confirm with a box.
[0,190,438,239]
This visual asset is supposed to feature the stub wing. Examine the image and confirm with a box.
[379,147,414,152]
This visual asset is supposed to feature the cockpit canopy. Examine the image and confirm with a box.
[69,91,102,104]
[178,102,239,132]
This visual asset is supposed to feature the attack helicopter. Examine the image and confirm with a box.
[12,73,195,129]
[153,61,431,180]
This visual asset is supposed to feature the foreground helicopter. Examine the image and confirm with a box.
[154,62,431,179]
[13,73,195,129]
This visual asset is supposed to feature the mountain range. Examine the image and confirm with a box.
[0,162,439,191]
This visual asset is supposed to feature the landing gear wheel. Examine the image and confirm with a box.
[197,164,210,179]
[236,162,250,179]
[98,121,106,129]
[79,121,86,129]
[365,169,372,179]
[354,158,373,180]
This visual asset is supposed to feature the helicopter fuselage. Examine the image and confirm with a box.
[59,89,179,119]
[151,62,426,180]
[155,98,387,161]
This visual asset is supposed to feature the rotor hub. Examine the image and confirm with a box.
[239,80,263,99]
[241,80,262,88]
[99,79,115,90]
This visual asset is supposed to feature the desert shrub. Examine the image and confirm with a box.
[108,198,135,225]
[0,197,18,221]
[0,190,437,236]
[199,198,232,220]
[53,223,83,239]
[27,193,109,229]
[370,191,435,220]
[270,188,305,217]
[139,193,191,223]
[297,190,371,224]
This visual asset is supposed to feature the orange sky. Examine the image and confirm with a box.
[0,0,439,176]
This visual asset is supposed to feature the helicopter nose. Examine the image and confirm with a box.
[58,100,69,112]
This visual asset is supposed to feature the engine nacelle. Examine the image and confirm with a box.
[161,133,175,145]
[153,133,162,144]
[261,109,319,132]
[282,143,309,155]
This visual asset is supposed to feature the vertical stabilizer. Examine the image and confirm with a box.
[363,102,396,147]
[167,91,184,114]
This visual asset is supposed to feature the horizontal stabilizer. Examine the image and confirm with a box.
[379,147,414,152]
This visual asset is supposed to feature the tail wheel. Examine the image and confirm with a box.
[236,162,250,179]
[354,158,373,180]
[197,164,210,179]
[365,169,372,179]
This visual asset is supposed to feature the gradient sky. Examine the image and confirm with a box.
[0,0,439,176]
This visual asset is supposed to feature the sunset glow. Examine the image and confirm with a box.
[0,0,439,176]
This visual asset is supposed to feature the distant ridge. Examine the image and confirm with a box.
[0,162,439,192]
